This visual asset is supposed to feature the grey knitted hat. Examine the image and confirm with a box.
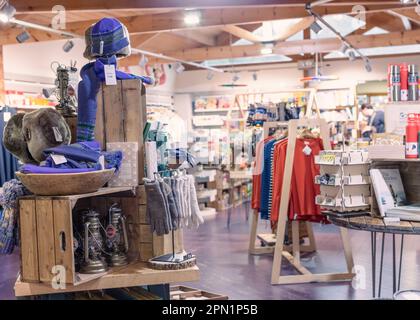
[3,108,71,164]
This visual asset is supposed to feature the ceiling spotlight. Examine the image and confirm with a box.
[139,54,149,68]
[348,50,356,61]
[62,40,74,52]
[232,73,240,82]
[310,21,323,34]
[175,62,185,74]
[339,43,349,55]
[184,10,201,26]
[42,88,56,99]
[364,59,372,72]
[260,42,274,55]
[0,1,16,23]
[400,0,413,4]
[207,71,214,80]
[16,31,30,43]
[252,72,258,81]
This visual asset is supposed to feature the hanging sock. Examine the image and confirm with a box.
[186,175,204,228]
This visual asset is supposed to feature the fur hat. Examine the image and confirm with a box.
[83,18,131,60]
[3,108,71,164]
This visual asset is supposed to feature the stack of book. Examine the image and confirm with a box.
[370,168,420,221]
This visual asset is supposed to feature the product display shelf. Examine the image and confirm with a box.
[14,262,200,297]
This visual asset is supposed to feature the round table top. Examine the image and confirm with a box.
[325,213,420,235]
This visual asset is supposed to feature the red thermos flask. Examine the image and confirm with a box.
[406,113,418,158]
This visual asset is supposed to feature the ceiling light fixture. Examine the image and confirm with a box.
[139,54,149,68]
[260,42,274,55]
[310,21,322,34]
[62,40,74,52]
[339,43,349,55]
[175,62,185,74]
[348,50,356,61]
[0,0,16,23]
[16,30,30,43]
[306,2,371,72]
[363,57,372,72]
[207,71,214,80]
[184,10,201,26]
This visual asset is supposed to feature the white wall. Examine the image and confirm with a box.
[174,55,420,94]
[174,63,303,94]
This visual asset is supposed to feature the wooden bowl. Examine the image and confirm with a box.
[16,169,116,196]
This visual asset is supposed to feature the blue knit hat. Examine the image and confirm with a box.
[83,18,131,60]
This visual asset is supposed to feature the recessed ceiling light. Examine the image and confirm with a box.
[260,42,274,55]
[184,10,201,26]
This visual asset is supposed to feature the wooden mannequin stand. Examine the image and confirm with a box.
[249,117,355,285]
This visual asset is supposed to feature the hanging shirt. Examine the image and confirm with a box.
[251,136,273,210]
[270,139,289,223]
[270,137,327,224]
[260,139,277,220]
[290,138,327,223]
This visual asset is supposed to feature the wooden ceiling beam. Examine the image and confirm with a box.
[172,30,216,46]
[13,1,407,13]
[60,5,415,35]
[221,25,262,43]
[130,33,161,48]
[391,7,420,25]
[216,23,262,46]
[119,28,420,66]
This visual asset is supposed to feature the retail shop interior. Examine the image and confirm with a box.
[1,0,420,301]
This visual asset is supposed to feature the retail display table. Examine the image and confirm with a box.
[14,262,200,297]
[326,213,420,298]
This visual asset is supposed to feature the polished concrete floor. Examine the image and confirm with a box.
[1,204,419,300]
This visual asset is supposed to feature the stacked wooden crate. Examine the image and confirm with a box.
[18,79,184,286]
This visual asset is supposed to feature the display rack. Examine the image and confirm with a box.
[249,118,355,285]
[14,79,200,299]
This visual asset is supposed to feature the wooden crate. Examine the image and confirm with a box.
[95,79,146,182]
[18,187,136,285]
[170,286,228,300]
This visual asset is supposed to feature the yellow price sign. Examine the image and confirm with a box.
[319,153,336,164]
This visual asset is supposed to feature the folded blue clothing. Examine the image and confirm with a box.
[20,164,98,174]
[20,140,122,174]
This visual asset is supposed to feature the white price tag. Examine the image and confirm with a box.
[51,154,67,165]
[52,127,63,142]
[302,145,312,155]
[99,155,105,170]
[104,64,117,86]
[3,111,11,122]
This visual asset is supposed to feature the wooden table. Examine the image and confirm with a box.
[326,213,420,298]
